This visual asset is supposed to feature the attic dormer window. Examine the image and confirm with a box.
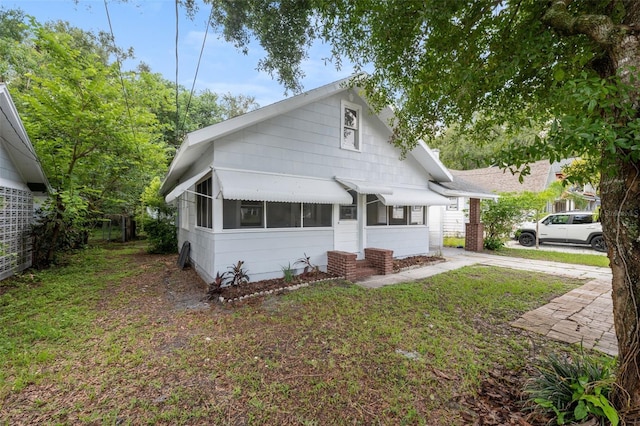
[341,100,361,151]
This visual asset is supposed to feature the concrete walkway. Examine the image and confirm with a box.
[357,246,617,356]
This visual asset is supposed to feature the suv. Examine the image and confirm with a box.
[516,211,606,252]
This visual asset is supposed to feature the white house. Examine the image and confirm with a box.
[443,159,599,237]
[0,84,49,279]
[160,77,458,282]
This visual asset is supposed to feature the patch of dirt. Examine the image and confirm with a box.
[393,255,446,272]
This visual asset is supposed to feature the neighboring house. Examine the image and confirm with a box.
[0,84,49,280]
[160,77,460,282]
[442,159,598,237]
[428,174,499,240]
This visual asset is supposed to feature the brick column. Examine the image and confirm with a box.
[364,248,394,275]
[327,251,357,281]
[465,198,484,252]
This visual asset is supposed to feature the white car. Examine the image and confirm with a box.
[516,211,606,252]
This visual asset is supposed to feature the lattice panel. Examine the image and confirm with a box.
[0,187,33,277]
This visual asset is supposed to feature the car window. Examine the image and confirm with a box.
[547,214,569,225]
[571,214,593,224]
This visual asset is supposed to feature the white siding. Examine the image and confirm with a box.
[212,91,432,186]
[176,88,448,282]
[366,226,430,258]
[443,197,467,237]
[213,229,334,281]
[0,142,23,184]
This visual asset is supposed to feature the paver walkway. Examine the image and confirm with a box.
[357,247,617,355]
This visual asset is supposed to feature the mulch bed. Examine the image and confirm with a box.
[208,270,339,301]
[209,255,446,302]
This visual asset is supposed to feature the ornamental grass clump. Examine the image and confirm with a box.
[525,350,618,425]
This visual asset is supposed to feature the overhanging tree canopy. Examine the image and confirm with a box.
[195,0,640,417]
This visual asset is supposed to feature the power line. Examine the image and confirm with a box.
[175,0,180,145]
[179,4,215,136]
[103,0,137,140]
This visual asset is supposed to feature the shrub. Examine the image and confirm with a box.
[227,261,249,286]
[282,263,294,283]
[143,216,177,254]
[525,350,618,425]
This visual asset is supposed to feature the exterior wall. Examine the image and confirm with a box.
[0,181,34,280]
[174,88,446,282]
[365,226,430,258]
[212,90,433,186]
[212,229,334,281]
[443,197,467,237]
[0,143,23,183]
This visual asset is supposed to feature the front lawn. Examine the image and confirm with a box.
[0,241,586,424]
[495,247,610,268]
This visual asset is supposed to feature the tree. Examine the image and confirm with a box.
[15,24,167,261]
[194,0,640,415]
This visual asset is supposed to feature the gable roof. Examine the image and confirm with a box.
[160,76,452,195]
[450,159,565,194]
[0,84,49,193]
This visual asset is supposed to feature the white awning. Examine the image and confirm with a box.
[335,177,393,194]
[216,168,353,204]
[165,168,211,203]
[377,187,452,206]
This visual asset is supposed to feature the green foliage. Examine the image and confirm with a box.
[481,193,527,250]
[227,261,250,286]
[282,263,294,283]
[481,188,561,250]
[525,351,618,425]
[140,178,177,254]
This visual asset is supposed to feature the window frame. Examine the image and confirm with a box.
[195,176,213,229]
[223,200,333,230]
[340,100,362,151]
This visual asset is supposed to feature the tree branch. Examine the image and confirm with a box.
[542,0,625,46]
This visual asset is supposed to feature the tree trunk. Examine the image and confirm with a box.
[600,157,640,418]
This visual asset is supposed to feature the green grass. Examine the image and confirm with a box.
[443,236,465,247]
[0,241,590,424]
[495,247,610,267]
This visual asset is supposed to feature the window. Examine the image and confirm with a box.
[410,206,425,225]
[267,202,301,228]
[543,214,569,225]
[180,194,189,229]
[223,200,263,229]
[303,204,332,227]
[223,200,332,229]
[571,214,593,224]
[196,177,212,228]
[341,100,361,150]
[389,206,407,225]
[366,195,425,226]
[339,190,357,220]
[446,197,458,211]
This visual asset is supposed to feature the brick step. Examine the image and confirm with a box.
[355,266,378,279]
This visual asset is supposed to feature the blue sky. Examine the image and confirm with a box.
[2,0,357,107]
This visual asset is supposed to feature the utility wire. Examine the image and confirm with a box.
[175,0,180,145]
[179,4,215,136]
[103,0,137,140]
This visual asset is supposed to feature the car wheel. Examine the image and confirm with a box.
[590,235,607,252]
[518,232,535,247]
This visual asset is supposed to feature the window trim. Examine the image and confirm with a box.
[340,100,362,152]
[223,200,334,230]
[195,176,213,229]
